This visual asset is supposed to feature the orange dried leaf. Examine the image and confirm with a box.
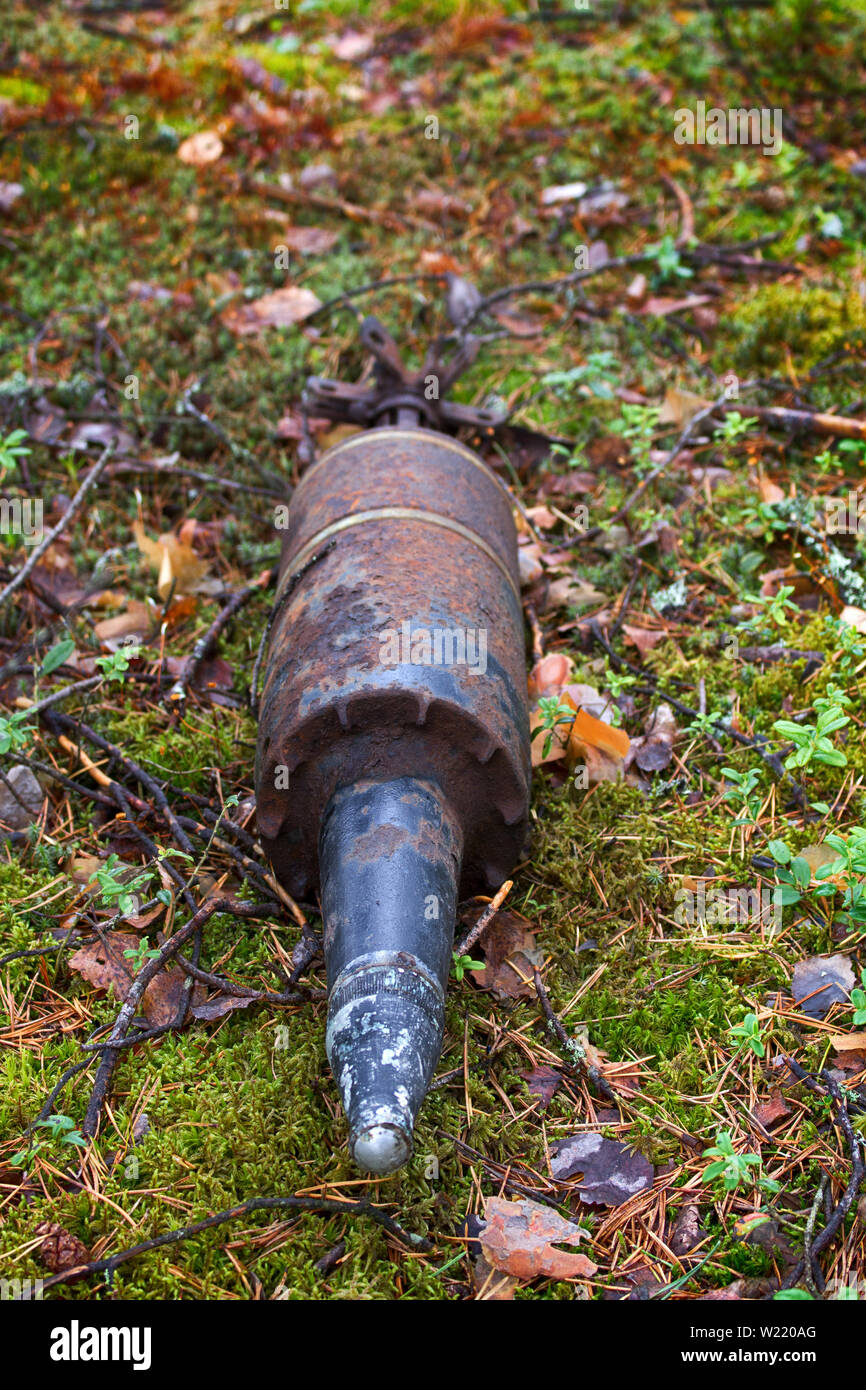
[568,707,629,758]
[480,1197,597,1281]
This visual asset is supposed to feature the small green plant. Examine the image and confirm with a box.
[87,854,155,917]
[738,584,799,636]
[814,828,866,929]
[687,709,724,738]
[40,638,76,676]
[613,404,660,478]
[766,839,812,907]
[0,428,30,482]
[542,352,619,401]
[533,696,575,759]
[0,708,32,754]
[123,940,162,973]
[96,642,142,682]
[772,702,850,771]
[645,233,693,281]
[722,766,763,827]
[10,1114,87,1167]
[452,951,485,983]
[701,1130,779,1194]
[714,412,758,446]
[850,969,866,1025]
[729,1012,765,1058]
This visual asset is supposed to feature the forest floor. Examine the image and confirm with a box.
[2,0,866,1301]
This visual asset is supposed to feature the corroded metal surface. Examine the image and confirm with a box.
[256,426,531,901]
[255,421,531,1171]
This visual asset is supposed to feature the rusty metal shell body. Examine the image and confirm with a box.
[255,426,531,900]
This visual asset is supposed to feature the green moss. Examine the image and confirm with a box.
[730,282,866,373]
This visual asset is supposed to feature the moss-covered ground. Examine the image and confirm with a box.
[1,0,866,1301]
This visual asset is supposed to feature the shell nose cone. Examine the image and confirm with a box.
[351,1122,412,1174]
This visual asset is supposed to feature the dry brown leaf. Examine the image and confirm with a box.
[480,1197,597,1281]
[178,131,223,166]
[328,30,374,61]
[279,226,339,256]
[621,624,667,657]
[518,543,544,587]
[567,707,629,782]
[629,702,678,774]
[464,906,541,1000]
[751,1091,791,1130]
[133,521,211,601]
[549,1132,654,1205]
[658,386,712,428]
[829,1031,866,1051]
[92,599,154,649]
[546,576,604,611]
[568,707,629,759]
[527,653,575,701]
[520,1065,562,1109]
[758,475,786,504]
[69,932,203,1028]
[222,285,322,335]
[625,273,648,307]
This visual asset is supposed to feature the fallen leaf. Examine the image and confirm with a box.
[658,386,712,428]
[621,625,667,663]
[222,285,322,335]
[93,599,154,649]
[518,543,544,587]
[328,30,374,61]
[549,1132,654,1205]
[758,475,786,504]
[279,226,339,256]
[527,653,575,701]
[751,1091,791,1130]
[635,294,713,317]
[625,273,648,307]
[479,1196,597,1280]
[840,604,866,633]
[463,906,541,1000]
[791,953,855,1019]
[546,575,604,611]
[411,187,471,219]
[700,1277,777,1301]
[189,993,254,1021]
[631,702,678,773]
[178,131,223,166]
[520,1065,562,1109]
[568,707,629,760]
[69,932,203,1028]
[829,1032,866,1051]
[68,421,137,455]
[133,521,211,601]
[798,842,840,877]
[567,706,629,783]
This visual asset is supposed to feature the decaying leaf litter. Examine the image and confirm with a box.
[1,0,866,1301]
